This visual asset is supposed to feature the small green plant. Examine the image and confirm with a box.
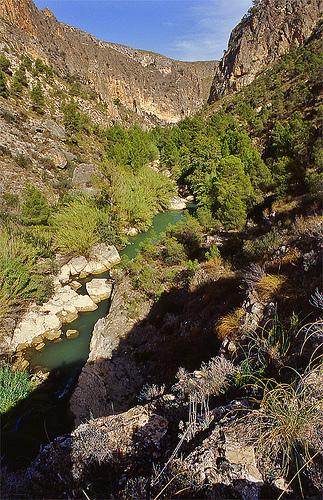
[11,64,28,95]
[0,365,31,414]
[21,184,50,226]
[205,244,221,261]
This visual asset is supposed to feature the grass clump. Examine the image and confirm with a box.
[256,274,287,301]
[216,307,245,339]
[237,374,323,478]
[0,365,31,414]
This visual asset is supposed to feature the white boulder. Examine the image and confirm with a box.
[169,196,187,210]
[86,279,113,303]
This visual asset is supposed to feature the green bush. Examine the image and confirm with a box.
[21,184,50,226]
[0,365,31,414]
[11,65,28,95]
[0,71,8,97]
[30,82,45,114]
[0,54,10,73]
[50,196,102,255]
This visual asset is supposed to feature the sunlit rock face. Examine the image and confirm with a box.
[209,0,322,102]
[0,0,217,125]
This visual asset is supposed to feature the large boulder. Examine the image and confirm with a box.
[169,195,187,210]
[42,119,66,140]
[86,279,113,303]
[47,147,67,169]
[84,244,121,275]
[72,163,99,192]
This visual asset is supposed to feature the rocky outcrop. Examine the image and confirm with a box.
[2,405,168,499]
[209,0,322,102]
[0,0,217,124]
[11,244,120,351]
[70,273,151,424]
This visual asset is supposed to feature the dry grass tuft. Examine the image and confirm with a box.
[256,274,287,301]
[235,372,323,477]
[215,307,245,339]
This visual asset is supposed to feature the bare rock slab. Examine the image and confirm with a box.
[86,279,113,303]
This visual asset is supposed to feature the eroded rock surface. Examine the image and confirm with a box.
[209,0,322,101]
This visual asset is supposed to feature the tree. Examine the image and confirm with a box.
[30,82,45,114]
[11,65,28,95]
[0,54,10,73]
[0,71,8,97]
[21,184,50,226]
[211,156,254,230]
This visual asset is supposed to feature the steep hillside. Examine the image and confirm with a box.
[0,0,217,124]
[209,0,322,102]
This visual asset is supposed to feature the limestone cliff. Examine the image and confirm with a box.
[209,0,322,102]
[0,0,217,124]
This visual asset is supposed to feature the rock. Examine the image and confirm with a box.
[4,406,168,499]
[72,163,99,192]
[126,227,138,236]
[68,256,88,275]
[209,0,321,100]
[169,195,187,210]
[70,280,82,291]
[43,330,61,341]
[14,359,30,370]
[74,294,98,312]
[84,244,121,275]
[35,342,45,350]
[162,169,172,177]
[186,195,194,202]
[86,279,113,303]
[58,264,70,285]
[42,119,65,140]
[11,284,97,350]
[47,147,67,169]
[66,329,79,339]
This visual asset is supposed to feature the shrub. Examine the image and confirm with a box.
[21,184,50,226]
[0,54,10,73]
[176,356,237,403]
[30,82,45,114]
[0,71,8,97]
[237,375,323,478]
[0,365,31,414]
[205,244,221,261]
[160,236,187,265]
[50,196,101,255]
[11,65,28,95]
[243,227,287,260]
[216,308,244,339]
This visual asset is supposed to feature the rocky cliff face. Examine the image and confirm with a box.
[0,0,217,124]
[209,0,322,102]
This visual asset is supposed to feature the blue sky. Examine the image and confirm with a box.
[34,0,252,61]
